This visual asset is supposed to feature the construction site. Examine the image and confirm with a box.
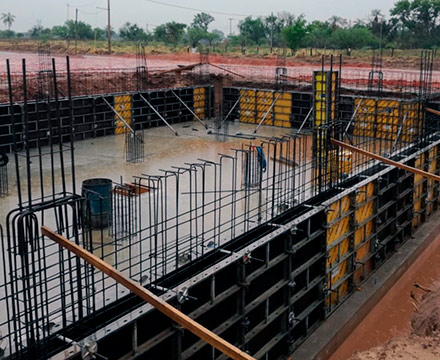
[1,43,440,360]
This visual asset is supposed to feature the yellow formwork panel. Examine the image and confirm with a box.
[239,89,256,123]
[354,219,373,246]
[402,103,423,143]
[326,150,352,184]
[114,95,132,134]
[413,153,425,228]
[327,236,350,268]
[314,71,337,125]
[326,195,351,223]
[327,263,349,305]
[376,99,399,141]
[355,182,374,203]
[327,217,350,246]
[314,72,326,128]
[353,181,374,284]
[427,147,437,215]
[355,200,374,225]
[329,258,348,285]
[274,92,292,128]
[256,90,273,126]
[353,98,375,138]
[193,87,206,120]
[326,194,351,306]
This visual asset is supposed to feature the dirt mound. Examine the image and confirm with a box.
[349,284,440,360]
[411,286,440,336]
[350,334,440,360]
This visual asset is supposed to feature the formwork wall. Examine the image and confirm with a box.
[0,85,214,154]
[60,138,440,360]
[222,87,429,142]
[223,87,313,129]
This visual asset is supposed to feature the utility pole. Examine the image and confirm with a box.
[107,0,111,53]
[228,18,233,36]
[67,3,70,21]
[97,0,111,53]
[270,12,274,54]
[75,8,78,55]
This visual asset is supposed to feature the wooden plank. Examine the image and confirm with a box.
[158,63,202,75]
[41,226,256,360]
[426,107,440,116]
[330,138,440,182]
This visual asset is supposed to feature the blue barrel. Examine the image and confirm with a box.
[82,178,113,229]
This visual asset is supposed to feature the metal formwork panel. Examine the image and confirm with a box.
[326,195,351,307]
[256,90,273,126]
[376,99,399,141]
[240,89,256,123]
[274,92,292,128]
[114,95,132,134]
[353,98,375,138]
[413,153,426,228]
[193,87,206,119]
[426,146,438,215]
[401,103,423,144]
[353,182,375,283]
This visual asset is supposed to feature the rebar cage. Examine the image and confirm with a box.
[0,51,439,359]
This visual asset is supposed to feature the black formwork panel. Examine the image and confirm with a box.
[0,86,212,154]
[92,96,116,137]
[0,103,15,154]
[291,92,313,129]
[133,87,196,130]
[339,96,354,123]
[222,87,240,121]
[74,206,327,360]
[71,97,98,140]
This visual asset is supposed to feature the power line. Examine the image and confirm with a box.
[143,0,251,17]
[78,9,104,15]
[67,0,99,8]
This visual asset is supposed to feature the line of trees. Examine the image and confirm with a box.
[3,0,440,51]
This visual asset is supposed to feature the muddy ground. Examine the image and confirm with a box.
[349,283,440,360]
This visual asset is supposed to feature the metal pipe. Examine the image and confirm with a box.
[254,92,283,134]
[171,90,207,129]
[138,93,178,136]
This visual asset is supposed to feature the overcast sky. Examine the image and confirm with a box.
[3,0,398,33]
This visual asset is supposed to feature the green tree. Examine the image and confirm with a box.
[192,12,215,32]
[328,15,348,30]
[51,25,68,39]
[1,12,15,32]
[331,27,377,50]
[119,22,147,41]
[186,26,207,47]
[206,29,223,45]
[93,27,106,40]
[154,22,186,45]
[306,20,333,48]
[30,22,44,38]
[390,0,440,47]
[238,16,267,45]
[282,16,307,52]
[65,19,93,39]
[1,12,15,38]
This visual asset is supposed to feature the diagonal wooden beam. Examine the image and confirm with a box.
[41,226,255,360]
[426,107,440,116]
[330,138,440,182]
